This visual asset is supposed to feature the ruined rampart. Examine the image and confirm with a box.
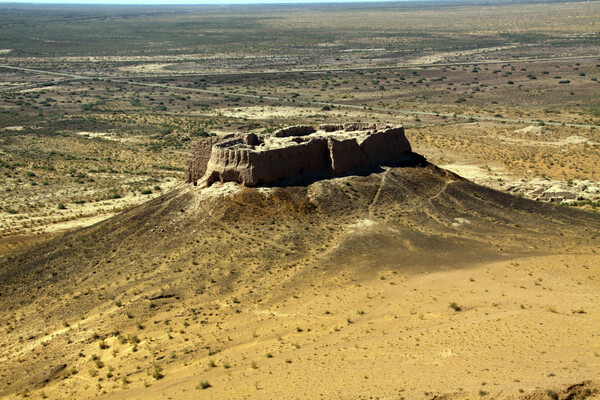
[186,123,413,187]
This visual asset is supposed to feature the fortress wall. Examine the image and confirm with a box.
[273,125,316,138]
[204,138,330,186]
[185,136,224,183]
[359,127,412,164]
[203,143,251,186]
[186,134,262,184]
[248,139,330,185]
[327,138,366,175]
[188,124,412,187]
[320,123,389,132]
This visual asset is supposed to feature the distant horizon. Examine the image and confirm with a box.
[0,0,593,5]
[0,0,432,4]
[0,0,571,4]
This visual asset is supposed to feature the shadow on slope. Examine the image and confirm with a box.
[0,162,598,396]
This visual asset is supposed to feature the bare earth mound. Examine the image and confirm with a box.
[0,133,599,399]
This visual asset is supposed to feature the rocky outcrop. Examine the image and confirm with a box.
[503,179,600,203]
[187,124,414,187]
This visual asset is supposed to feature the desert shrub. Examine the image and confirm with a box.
[196,381,211,390]
[152,365,164,380]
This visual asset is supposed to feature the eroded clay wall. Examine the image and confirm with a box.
[187,125,412,187]
[185,136,223,183]
[204,138,330,186]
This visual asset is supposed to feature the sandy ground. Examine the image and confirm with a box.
[1,166,598,399]
[406,45,525,66]
[23,252,599,400]
[0,180,182,240]
[1,2,599,397]
[73,131,137,143]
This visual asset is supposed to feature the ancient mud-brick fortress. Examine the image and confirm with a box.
[186,123,413,187]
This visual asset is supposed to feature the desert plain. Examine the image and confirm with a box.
[0,1,599,399]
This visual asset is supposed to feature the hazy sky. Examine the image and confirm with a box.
[0,0,412,3]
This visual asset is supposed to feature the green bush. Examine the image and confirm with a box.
[197,381,211,390]
[152,365,164,380]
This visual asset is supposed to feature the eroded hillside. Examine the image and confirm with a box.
[1,162,598,399]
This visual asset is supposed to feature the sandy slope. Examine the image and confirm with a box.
[0,164,598,399]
